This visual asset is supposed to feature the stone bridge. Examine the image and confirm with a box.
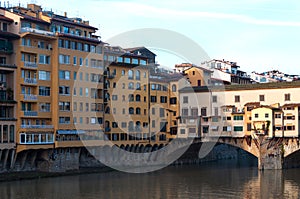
[190,135,300,170]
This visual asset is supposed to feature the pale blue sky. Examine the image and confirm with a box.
[15,0,300,74]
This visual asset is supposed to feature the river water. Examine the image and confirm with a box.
[1,158,300,199]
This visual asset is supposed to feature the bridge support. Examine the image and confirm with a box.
[258,150,283,170]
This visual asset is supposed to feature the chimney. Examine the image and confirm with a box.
[64,12,67,17]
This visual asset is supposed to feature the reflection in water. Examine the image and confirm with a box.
[1,159,300,199]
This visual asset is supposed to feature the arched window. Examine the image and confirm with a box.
[128,82,134,89]
[129,107,134,114]
[105,120,110,128]
[105,106,110,114]
[128,94,134,102]
[136,107,141,115]
[122,83,125,89]
[136,70,140,80]
[172,84,177,92]
[122,70,125,76]
[136,121,141,132]
[128,70,133,79]
[136,83,141,90]
[136,94,141,102]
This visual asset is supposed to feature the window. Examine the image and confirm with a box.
[159,108,165,117]
[150,96,157,103]
[233,115,243,120]
[212,117,218,122]
[183,96,188,104]
[214,107,218,116]
[129,107,134,114]
[223,126,232,132]
[112,122,118,128]
[191,108,198,116]
[59,102,70,111]
[73,56,77,65]
[152,120,155,128]
[201,108,207,116]
[39,103,51,112]
[59,54,70,64]
[121,70,125,76]
[38,71,50,80]
[59,86,70,95]
[235,95,240,103]
[170,97,177,104]
[275,114,281,118]
[85,88,89,97]
[73,72,77,80]
[172,85,177,92]
[285,93,291,101]
[152,108,155,115]
[73,102,77,111]
[39,54,50,64]
[180,129,185,134]
[128,94,134,102]
[39,86,50,96]
[136,108,141,115]
[151,84,156,90]
[136,83,141,90]
[255,113,259,118]
[259,95,265,102]
[124,57,130,63]
[59,70,70,80]
[136,70,140,80]
[59,117,70,124]
[212,96,217,103]
[234,126,243,131]
[79,57,83,66]
[128,82,134,90]
[182,108,188,116]
[128,70,133,79]
[136,95,141,102]
[265,113,269,118]
[160,96,167,103]
[112,95,118,101]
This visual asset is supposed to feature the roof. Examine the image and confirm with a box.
[52,17,98,30]
[125,46,157,56]
[0,15,13,23]
[281,103,300,107]
[244,102,261,106]
[178,63,213,73]
[179,81,300,93]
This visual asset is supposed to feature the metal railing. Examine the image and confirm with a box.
[20,27,55,37]
[21,124,54,129]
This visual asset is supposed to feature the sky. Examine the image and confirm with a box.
[11,0,300,74]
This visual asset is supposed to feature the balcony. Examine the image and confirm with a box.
[21,125,54,129]
[20,27,55,37]
[0,40,13,54]
[24,78,37,85]
[0,63,17,69]
[23,61,37,69]
[23,111,38,117]
[23,94,37,101]
[0,90,15,102]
